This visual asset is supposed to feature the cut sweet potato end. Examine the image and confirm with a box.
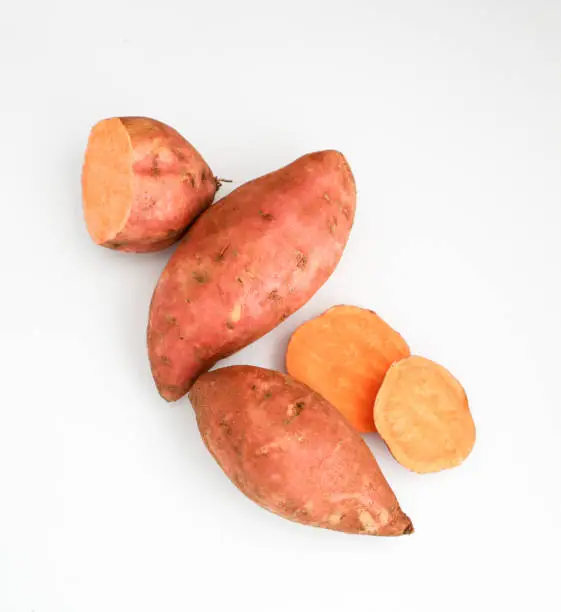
[374,356,475,473]
[286,305,410,433]
[82,118,133,245]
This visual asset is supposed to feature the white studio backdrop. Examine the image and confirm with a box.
[0,1,560,611]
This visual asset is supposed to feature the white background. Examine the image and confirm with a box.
[1,1,560,611]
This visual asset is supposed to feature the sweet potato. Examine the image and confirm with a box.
[148,150,356,401]
[189,366,413,536]
[82,117,217,252]
[374,356,475,473]
[286,305,410,432]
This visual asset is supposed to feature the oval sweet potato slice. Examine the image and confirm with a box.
[286,305,410,432]
[374,356,476,473]
[189,366,413,536]
[82,117,217,252]
[148,151,356,401]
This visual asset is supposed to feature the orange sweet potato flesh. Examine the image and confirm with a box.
[148,151,356,401]
[189,366,413,536]
[82,117,217,252]
[374,356,476,473]
[286,305,410,432]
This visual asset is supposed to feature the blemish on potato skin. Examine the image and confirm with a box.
[105,240,126,249]
[165,314,178,326]
[215,245,230,262]
[323,192,331,201]
[259,210,274,221]
[264,390,272,399]
[358,510,377,533]
[230,303,242,322]
[180,170,196,186]
[160,355,172,366]
[161,383,181,394]
[151,158,160,177]
[268,289,281,301]
[284,401,305,424]
[295,251,308,269]
[193,270,209,284]
[226,321,235,330]
[141,197,157,211]
[219,418,232,436]
[236,277,244,286]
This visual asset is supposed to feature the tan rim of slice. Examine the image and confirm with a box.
[374,355,475,473]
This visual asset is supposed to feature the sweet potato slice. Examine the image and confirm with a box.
[286,305,410,432]
[82,117,217,252]
[374,356,475,473]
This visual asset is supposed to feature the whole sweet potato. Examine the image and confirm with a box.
[148,150,356,401]
[189,366,413,536]
[82,117,217,252]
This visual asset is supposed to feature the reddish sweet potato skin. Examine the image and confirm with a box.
[84,117,217,252]
[189,366,413,536]
[148,151,356,401]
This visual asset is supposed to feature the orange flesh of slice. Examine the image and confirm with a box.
[286,305,410,432]
[374,356,475,473]
[82,118,133,244]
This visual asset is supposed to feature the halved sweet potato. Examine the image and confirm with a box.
[82,117,217,252]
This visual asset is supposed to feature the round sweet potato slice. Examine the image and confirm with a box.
[286,305,410,432]
[82,117,217,252]
[374,356,475,473]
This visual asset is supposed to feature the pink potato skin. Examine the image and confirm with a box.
[148,150,356,401]
[88,117,217,253]
[189,366,414,536]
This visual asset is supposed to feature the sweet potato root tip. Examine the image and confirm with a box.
[286,305,410,432]
[82,118,133,245]
[374,356,475,473]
